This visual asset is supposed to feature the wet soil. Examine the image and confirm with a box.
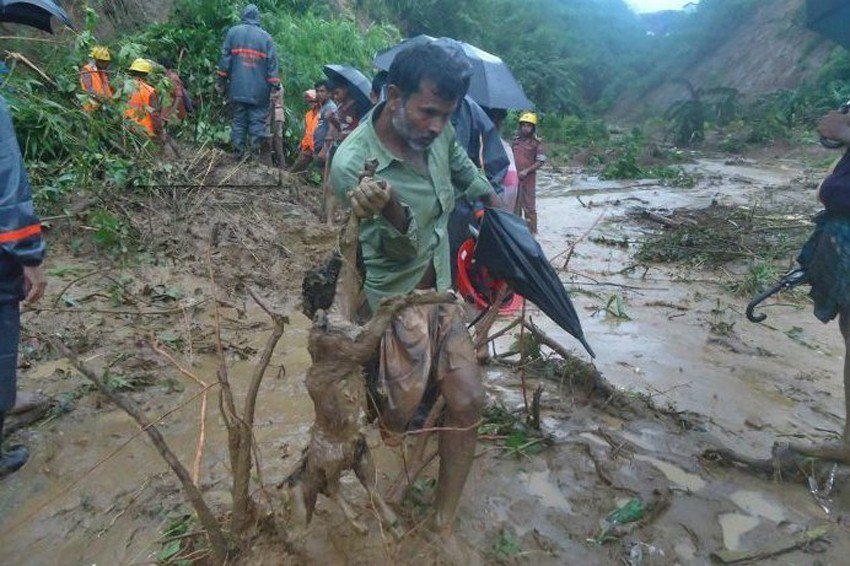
[1,152,849,565]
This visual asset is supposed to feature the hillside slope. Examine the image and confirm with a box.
[611,0,835,120]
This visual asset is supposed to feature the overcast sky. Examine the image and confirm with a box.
[626,0,695,13]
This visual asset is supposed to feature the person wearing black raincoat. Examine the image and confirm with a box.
[0,95,46,478]
[447,96,509,282]
[216,4,281,157]
[809,109,850,443]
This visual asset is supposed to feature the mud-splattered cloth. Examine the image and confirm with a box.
[373,297,478,433]
[799,211,850,323]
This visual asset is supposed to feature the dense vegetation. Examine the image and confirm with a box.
[2,0,396,209]
[5,0,850,207]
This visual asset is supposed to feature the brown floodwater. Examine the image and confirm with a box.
[1,157,849,564]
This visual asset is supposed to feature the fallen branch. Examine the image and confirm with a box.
[472,286,510,354]
[5,51,55,86]
[711,524,831,564]
[230,287,288,535]
[150,336,210,485]
[550,212,605,269]
[486,316,522,344]
[51,339,228,564]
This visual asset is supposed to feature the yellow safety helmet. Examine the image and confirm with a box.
[90,46,111,61]
[128,58,153,74]
[519,112,538,126]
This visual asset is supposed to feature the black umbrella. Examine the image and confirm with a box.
[475,208,595,357]
[0,0,73,33]
[323,64,373,116]
[806,0,850,50]
[373,35,535,110]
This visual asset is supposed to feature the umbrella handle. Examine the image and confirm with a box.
[745,297,769,323]
[746,268,808,323]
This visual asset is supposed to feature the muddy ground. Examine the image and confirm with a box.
[1,150,849,565]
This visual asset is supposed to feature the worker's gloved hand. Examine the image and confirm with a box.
[348,177,391,219]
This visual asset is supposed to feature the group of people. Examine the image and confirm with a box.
[79,46,191,141]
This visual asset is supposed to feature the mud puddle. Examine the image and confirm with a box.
[1,157,849,564]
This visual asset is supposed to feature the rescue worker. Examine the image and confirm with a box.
[512,112,547,234]
[330,42,500,537]
[1,94,47,479]
[79,46,113,111]
[216,4,281,159]
[124,58,162,139]
[289,89,320,173]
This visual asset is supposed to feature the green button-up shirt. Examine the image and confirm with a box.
[329,103,492,310]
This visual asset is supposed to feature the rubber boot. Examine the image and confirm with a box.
[0,413,29,479]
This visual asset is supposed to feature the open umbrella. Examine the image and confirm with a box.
[323,64,373,116]
[1,0,73,33]
[475,208,595,357]
[373,35,534,110]
[806,0,850,50]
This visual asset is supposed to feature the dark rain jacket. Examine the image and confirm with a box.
[452,95,509,189]
[217,5,281,106]
[0,95,44,303]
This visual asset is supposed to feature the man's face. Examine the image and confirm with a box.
[315,85,328,103]
[520,123,534,137]
[388,79,456,152]
[332,85,348,103]
[96,59,111,70]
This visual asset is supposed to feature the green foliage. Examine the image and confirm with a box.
[538,114,609,148]
[727,261,778,297]
[604,293,631,320]
[636,205,810,269]
[492,530,522,559]
[90,208,130,254]
[600,143,643,180]
[362,0,648,113]
[664,83,740,147]
[479,404,546,457]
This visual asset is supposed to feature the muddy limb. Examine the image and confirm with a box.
[641,209,684,228]
[522,318,616,400]
[52,339,229,564]
[787,441,850,466]
[701,441,848,481]
[711,524,831,564]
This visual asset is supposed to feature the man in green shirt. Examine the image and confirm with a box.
[330,42,498,536]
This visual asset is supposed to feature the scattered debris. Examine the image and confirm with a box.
[710,524,831,564]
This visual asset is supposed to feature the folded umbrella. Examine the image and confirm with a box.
[0,0,73,33]
[373,35,534,110]
[323,64,373,116]
[475,208,595,357]
[806,0,850,50]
